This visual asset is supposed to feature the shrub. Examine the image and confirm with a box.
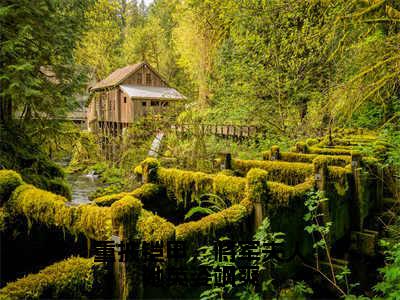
[0,170,23,204]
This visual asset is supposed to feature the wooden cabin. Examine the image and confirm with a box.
[87,61,186,134]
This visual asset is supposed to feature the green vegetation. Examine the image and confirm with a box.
[0,170,23,204]
[1,0,400,298]
[8,184,112,240]
[0,256,107,300]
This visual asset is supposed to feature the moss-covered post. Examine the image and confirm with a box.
[312,157,331,243]
[376,165,384,212]
[246,168,269,232]
[217,152,232,170]
[111,196,143,299]
[140,158,160,184]
[351,151,363,230]
[270,146,281,161]
[295,142,308,154]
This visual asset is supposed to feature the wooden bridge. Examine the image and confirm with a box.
[171,123,262,138]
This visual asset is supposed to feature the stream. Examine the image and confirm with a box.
[57,158,104,205]
[66,173,103,205]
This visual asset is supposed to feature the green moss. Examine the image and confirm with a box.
[93,192,130,207]
[111,195,142,239]
[295,142,309,153]
[8,184,112,240]
[308,147,353,156]
[93,184,164,207]
[131,183,164,203]
[232,159,313,185]
[157,167,214,207]
[267,179,313,207]
[0,208,6,232]
[175,202,249,241]
[246,168,269,203]
[75,205,112,241]
[133,165,142,176]
[0,170,23,204]
[306,138,319,146]
[212,174,246,204]
[111,195,142,226]
[140,158,160,183]
[0,256,106,299]
[47,178,72,200]
[137,210,175,242]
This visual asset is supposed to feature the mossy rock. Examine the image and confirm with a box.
[0,170,23,205]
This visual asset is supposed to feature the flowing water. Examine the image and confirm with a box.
[66,173,103,205]
[57,158,104,205]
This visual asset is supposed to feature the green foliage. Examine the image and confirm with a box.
[0,170,23,204]
[373,242,400,299]
[0,125,69,196]
[0,256,106,300]
[47,178,72,200]
[1,0,92,121]
[184,193,229,221]
[68,132,101,173]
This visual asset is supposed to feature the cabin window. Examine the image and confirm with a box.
[146,73,152,85]
[161,101,169,107]
[137,73,142,84]
[124,97,127,103]
[151,101,159,106]
[142,101,147,107]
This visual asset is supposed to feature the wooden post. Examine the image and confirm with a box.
[351,152,364,230]
[270,146,281,161]
[313,158,331,243]
[218,152,232,170]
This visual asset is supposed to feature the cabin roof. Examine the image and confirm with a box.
[90,61,169,91]
[120,84,186,100]
[90,63,142,91]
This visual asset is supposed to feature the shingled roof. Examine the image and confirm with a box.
[90,61,169,92]
[90,63,142,91]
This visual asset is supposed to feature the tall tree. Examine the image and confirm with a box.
[74,0,123,79]
[0,0,92,122]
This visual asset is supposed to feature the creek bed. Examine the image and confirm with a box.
[66,173,104,205]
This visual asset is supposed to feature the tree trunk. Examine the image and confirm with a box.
[0,97,12,123]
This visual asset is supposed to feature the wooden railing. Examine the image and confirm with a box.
[171,124,262,138]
